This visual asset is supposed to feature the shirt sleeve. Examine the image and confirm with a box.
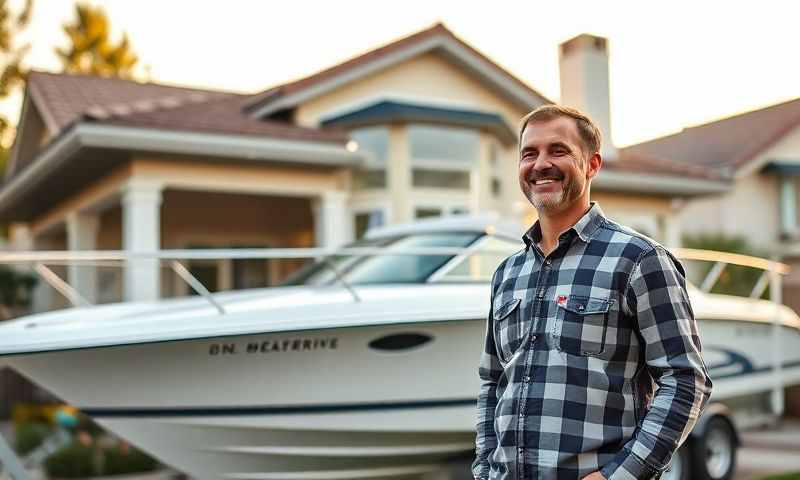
[601,246,713,480]
[471,267,504,480]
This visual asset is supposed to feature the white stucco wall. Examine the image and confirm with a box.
[295,51,528,130]
[750,122,800,170]
[679,173,780,251]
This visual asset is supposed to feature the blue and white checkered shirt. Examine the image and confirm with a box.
[473,203,712,480]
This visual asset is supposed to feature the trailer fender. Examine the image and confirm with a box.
[689,402,740,446]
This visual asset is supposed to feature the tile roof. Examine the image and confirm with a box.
[26,71,346,144]
[608,149,726,181]
[245,23,553,114]
[623,97,800,171]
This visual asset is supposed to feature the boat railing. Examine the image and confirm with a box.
[0,246,791,310]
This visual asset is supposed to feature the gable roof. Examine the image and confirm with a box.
[623,97,800,174]
[24,71,346,144]
[26,71,235,136]
[245,23,554,118]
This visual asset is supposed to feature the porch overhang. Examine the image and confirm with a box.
[0,123,364,223]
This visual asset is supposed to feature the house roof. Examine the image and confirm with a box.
[608,149,726,181]
[4,26,734,209]
[245,23,554,117]
[623,97,800,173]
[25,71,347,144]
[320,100,517,145]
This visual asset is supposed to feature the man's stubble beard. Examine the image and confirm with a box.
[525,174,584,214]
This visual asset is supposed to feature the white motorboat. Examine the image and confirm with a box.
[0,216,798,480]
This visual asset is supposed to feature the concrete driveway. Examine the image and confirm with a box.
[735,419,800,480]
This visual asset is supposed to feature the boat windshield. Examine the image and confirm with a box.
[280,232,483,286]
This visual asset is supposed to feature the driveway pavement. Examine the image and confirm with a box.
[735,419,800,480]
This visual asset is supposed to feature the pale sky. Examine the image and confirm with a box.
[2,0,799,147]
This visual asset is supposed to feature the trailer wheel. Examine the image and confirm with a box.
[690,416,737,480]
[662,445,690,480]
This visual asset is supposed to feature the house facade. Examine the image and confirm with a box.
[1,24,727,312]
[625,98,800,312]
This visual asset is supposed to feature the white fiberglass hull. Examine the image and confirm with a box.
[8,320,483,479]
[5,314,800,479]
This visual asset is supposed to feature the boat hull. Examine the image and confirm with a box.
[6,317,800,479]
[9,320,483,479]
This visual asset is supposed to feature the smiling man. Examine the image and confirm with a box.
[472,105,713,480]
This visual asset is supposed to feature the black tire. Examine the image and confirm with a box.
[662,446,691,480]
[689,416,737,480]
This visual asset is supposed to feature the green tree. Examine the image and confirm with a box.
[682,233,768,298]
[55,2,137,79]
[0,0,34,146]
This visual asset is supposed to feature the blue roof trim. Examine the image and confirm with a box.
[764,161,800,175]
[322,101,517,145]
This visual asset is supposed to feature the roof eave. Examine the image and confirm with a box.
[0,123,364,221]
[78,123,361,166]
[593,170,730,196]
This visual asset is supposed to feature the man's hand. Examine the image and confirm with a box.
[581,472,606,480]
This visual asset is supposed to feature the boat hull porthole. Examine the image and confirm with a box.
[368,333,433,352]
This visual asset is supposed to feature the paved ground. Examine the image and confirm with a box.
[735,419,800,480]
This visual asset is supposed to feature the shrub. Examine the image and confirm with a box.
[681,233,769,298]
[15,421,52,455]
[44,441,97,478]
[103,445,158,475]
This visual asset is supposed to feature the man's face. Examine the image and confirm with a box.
[518,116,597,214]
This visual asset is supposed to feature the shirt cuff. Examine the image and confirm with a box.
[601,447,662,480]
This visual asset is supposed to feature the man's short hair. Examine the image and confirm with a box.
[519,105,602,155]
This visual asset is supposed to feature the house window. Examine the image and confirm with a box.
[414,205,469,219]
[354,210,385,239]
[351,127,389,189]
[415,207,442,219]
[409,125,478,189]
[489,143,503,198]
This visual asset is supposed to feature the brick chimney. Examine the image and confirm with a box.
[558,34,617,160]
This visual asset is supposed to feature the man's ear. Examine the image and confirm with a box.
[586,152,602,180]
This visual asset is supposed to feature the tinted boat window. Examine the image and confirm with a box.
[280,232,481,286]
[440,236,523,282]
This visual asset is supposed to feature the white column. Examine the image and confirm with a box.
[8,223,33,254]
[780,175,797,237]
[122,179,163,302]
[66,212,100,303]
[312,191,350,248]
[470,133,491,214]
[387,125,411,223]
[7,224,38,315]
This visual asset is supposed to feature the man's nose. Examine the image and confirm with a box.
[531,155,554,171]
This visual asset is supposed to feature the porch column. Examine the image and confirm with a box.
[312,191,350,248]
[471,133,492,214]
[66,212,100,303]
[387,125,411,223]
[7,223,42,315]
[122,179,163,302]
[780,175,798,237]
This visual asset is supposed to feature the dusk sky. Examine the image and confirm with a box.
[2,0,798,147]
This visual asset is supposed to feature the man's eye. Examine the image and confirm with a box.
[553,149,566,155]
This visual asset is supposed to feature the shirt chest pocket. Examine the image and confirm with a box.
[492,297,529,364]
[555,295,612,356]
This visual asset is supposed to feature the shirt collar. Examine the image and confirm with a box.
[522,202,606,251]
